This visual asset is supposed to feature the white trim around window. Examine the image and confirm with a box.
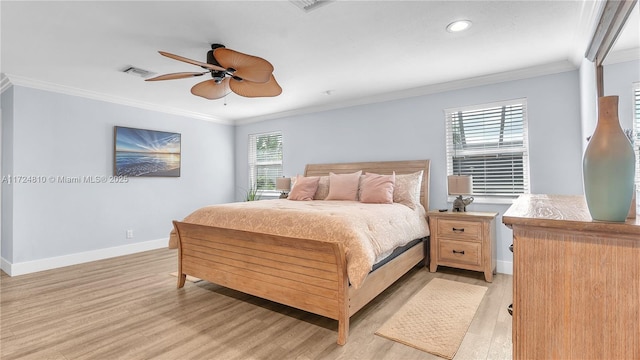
[444,98,531,204]
[248,131,283,196]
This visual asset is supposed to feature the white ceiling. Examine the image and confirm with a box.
[1,1,638,124]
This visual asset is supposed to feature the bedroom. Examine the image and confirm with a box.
[1,1,639,359]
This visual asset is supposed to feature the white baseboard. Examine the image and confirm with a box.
[0,238,169,277]
[497,260,513,275]
[1,257,12,276]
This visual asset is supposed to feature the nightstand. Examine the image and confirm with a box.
[428,210,498,282]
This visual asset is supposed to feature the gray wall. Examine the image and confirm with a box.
[235,70,587,273]
[1,87,15,263]
[603,59,640,131]
[581,59,640,152]
[579,58,598,154]
[1,86,235,266]
[2,59,637,274]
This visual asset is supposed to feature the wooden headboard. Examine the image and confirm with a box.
[304,160,430,211]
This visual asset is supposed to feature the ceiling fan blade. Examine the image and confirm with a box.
[214,48,274,83]
[229,75,282,98]
[191,78,231,100]
[158,51,226,72]
[145,72,208,81]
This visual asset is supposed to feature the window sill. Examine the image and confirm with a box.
[257,190,281,200]
[447,195,518,205]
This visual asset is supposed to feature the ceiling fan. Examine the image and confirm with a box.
[146,44,282,100]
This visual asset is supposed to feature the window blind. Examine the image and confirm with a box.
[248,131,283,192]
[445,99,530,198]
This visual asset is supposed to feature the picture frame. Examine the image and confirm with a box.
[114,126,181,177]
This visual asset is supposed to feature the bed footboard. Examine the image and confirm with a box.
[172,221,351,344]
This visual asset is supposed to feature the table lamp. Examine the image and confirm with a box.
[276,177,291,199]
[447,175,474,212]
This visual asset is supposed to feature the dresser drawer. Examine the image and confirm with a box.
[438,239,482,267]
[437,219,481,240]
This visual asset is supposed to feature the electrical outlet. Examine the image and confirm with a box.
[126,229,133,239]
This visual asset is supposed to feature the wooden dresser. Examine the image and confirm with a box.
[503,194,640,360]
[428,210,497,282]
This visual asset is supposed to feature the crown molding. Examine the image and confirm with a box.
[4,59,580,127]
[0,73,233,125]
[603,47,640,65]
[235,60,578,125]
[0,73,12,94]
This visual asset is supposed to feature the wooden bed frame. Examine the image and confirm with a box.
[172,160,430,345]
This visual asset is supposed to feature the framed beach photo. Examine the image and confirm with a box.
[114,126,181,177]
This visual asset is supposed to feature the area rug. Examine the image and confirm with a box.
[375,278,487,359]
[169,272,202,283]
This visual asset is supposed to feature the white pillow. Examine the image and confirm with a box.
[393,170,423,209]
[313,176,330,200]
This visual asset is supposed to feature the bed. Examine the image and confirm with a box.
[170,160,431,345]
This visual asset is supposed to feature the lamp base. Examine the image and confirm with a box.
[279,192,288,199]
[452,195,474,212]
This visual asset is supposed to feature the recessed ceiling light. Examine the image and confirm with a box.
[446,20,472,33]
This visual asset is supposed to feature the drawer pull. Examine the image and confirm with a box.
[452,227,465,232]
[452,250,465,255]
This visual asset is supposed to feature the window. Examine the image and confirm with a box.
[248,131,283,193]
[445,99,530,201]
[634,83,640,187]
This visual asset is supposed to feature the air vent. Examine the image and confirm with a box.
[289,0,334,12]
[122,66,155,78]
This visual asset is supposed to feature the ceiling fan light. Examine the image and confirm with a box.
[446,20,472,33]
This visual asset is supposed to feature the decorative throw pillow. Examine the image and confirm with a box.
[325,171,362,201]
[359,172,396,204]
[313,176,330,200]
[288,175,320,201]
[394,170,424,209]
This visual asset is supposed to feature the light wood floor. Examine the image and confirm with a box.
[0,249,513,360]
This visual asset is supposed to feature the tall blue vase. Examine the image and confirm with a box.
[583,96,636,222]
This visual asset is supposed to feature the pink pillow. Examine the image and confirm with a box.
[325,171,362,201]
[360,172,395,204]
[288,175,320,201]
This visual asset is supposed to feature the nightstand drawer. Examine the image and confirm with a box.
[439,239,481,266]
[437,219,481,240]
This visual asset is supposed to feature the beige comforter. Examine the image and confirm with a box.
[169,199,429,288]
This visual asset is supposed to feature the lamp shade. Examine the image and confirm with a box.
[447,175,473,195]
[276,177,291,191]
